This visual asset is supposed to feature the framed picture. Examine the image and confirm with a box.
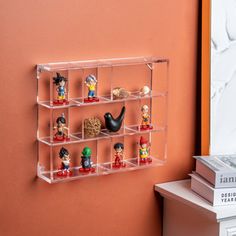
[202,0,236,155]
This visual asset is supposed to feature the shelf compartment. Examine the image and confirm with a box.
[38,100,79,109]
[38,134,81,146]
[71,95,110,106]
[126,124,166,133]
[126,156,165,168]
[37,164,103,184]
[37,124,166,146]
[70,131,110,142]
[99,160,138,173]
[100,127,135,137]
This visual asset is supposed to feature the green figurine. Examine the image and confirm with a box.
[79,147,95,173]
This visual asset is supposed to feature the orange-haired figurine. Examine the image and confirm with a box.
[139,136,152,163]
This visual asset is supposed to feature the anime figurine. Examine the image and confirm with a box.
[84,74,99,103]
[53,72,68,105]
[79,147,95,173]
[140,105,153,130]
[57,147,72,177]
[104,106,126,132]
[112,143,126,168]
[139,136,152,163]
[53,113,70,141]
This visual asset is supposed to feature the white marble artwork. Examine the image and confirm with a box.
[211,0,236,154]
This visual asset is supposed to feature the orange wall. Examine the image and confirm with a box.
[0,1,199,236]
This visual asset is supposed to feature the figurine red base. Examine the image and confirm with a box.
[53,136,70,142]
[57,169,72,177]
[84,97,99,103]
[140,158,152,164]
[112,162,126,168]
[79,167,96,173]
[53,99,69,105]
[140,125,153,131]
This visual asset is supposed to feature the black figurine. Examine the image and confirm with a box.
[104,106,126,132]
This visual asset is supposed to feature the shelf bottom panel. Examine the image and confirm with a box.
[37,156,165,183]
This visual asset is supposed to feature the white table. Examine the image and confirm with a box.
[155,179,236,236]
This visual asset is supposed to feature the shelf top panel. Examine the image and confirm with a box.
[37,56,169,72]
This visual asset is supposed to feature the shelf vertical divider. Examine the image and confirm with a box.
[82,69,85,102]
[110,65,114,101]
[50,72,54,107]
[67,70,71,140]
[50,146,54,180]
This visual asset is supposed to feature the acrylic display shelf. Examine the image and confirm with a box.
[36,56,169,183]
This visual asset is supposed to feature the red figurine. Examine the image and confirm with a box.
[112,143,126,168]
[53,113,70,142]
[53,73,69,105]
[140,105,153,131]
[57,147,72,177]
[139,136,152,163]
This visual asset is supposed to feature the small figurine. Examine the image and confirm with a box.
[140,85,150,96]
[53,73,69,105]
[139,136,152,163]
[112,143,126,168]
[57,147,72,177]
[79,147,95,173]
[104,106,126,132]
[53,113,70,141]
[84,74,99,103]
[140,105,153,130]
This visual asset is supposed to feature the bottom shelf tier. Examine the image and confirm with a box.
[37,156,165,184]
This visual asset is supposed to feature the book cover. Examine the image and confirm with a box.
[190,172,236,206]
[194,155,236,188]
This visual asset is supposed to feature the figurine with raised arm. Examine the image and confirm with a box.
[57,147,72,177]
[84,74,99,103]
[112,142,126,168]
[79,147,95,173]
[53,73,68,105]
[53,113,70,142]
[139,136,152,163]
[140,105,153,130]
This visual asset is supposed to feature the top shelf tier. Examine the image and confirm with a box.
[37,57,169,73]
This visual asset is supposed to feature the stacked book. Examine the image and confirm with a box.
[190,155,236,206]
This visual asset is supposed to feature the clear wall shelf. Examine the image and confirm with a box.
[36,56,169,183]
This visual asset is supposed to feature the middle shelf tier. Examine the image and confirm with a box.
[38,91,167,109]
[38,124,166,146]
